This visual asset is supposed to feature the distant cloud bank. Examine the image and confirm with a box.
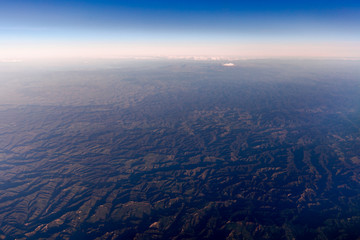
[223,63,235,67]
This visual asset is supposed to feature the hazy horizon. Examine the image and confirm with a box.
[1,0,360,59]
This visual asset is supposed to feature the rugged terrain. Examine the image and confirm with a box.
[0,60,360,239]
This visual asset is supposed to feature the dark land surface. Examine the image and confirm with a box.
[0,59,360,239]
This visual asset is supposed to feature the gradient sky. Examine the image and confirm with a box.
[1,0,360,59]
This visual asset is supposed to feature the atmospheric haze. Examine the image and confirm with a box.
[1,0,360,59]
[1,1,360,240]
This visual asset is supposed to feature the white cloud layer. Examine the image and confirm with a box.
[223,63,235,66]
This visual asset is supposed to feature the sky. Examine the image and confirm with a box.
[1,0,360,59]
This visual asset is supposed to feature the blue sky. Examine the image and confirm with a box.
[1,0,359,59]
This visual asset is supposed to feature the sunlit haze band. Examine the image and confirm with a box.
[1,0,359,60]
